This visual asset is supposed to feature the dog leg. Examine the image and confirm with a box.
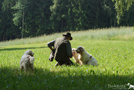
[20,66,24,72]
[79,60,83,66]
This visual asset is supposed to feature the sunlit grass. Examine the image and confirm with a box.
[0,27,134,90]
[0,27,133,46]
[71,27,134,40]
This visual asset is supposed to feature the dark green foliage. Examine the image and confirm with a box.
[0,0,20,41]
[0,0,134,41]
[119,3,134,26]
[113,0,134,24]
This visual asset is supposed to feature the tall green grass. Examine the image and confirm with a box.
[73,27,134,40]
[0,27,133,46]
[0,27,134,90]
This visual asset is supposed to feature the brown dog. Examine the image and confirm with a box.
[72,48,83,65]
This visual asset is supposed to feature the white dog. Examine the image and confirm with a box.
[72,48,83,65]
[20,50,35,72]
[76,46,98,66]
[127,83,134,89]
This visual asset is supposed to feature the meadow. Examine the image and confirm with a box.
[0,27,134,90]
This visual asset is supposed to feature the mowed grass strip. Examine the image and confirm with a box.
[0,27,134,90]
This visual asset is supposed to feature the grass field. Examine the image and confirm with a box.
[0,27,134,90]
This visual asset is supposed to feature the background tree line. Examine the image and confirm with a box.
[0,0,134,41]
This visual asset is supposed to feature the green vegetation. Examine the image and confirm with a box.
[0,27,134,90]
[0,27,134,46]
[1,0,134,41]
[113,0,134,24]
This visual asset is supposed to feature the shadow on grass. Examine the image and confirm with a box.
[0,46,47,51]
[0,67,133,90]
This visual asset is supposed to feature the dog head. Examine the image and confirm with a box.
[76,46,85,54]
[72,48,77,56]
[24,50,34,56]
[72,48,77,55]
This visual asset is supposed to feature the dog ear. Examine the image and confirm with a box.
[80,47,84,52]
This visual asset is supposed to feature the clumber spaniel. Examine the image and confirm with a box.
[73,46,98,66]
